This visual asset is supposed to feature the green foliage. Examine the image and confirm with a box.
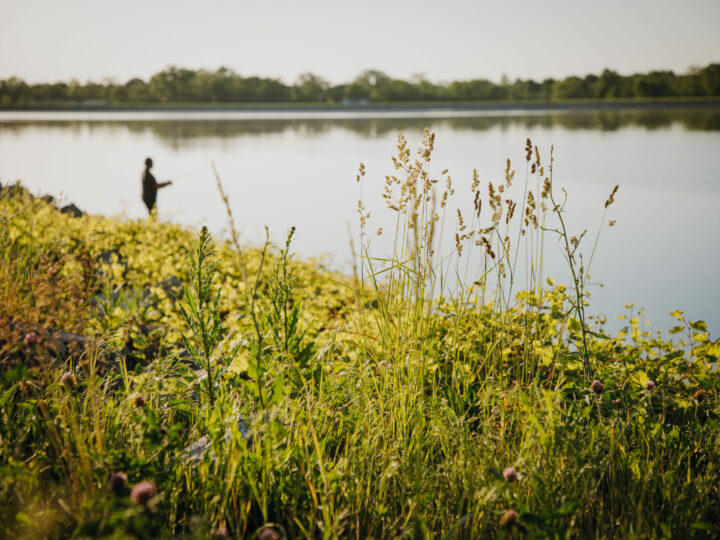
[179,226,240,406]
[241,226,317,410]
[2,63,720,106]
[264,227,315,381]
[1,137,719,539]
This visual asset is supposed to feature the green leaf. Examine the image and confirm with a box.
[440,513,473,540]
[0,384,18,408]
[690,320,708,332]
[668,325,684,335]
[269,376,285,405]
[558,501,578,514]
[228,341,243,363]
[698,337,720,358]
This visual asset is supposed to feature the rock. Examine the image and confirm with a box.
[181,435,212,465]
[0,182,33,201]
[157,275,182,300]
[0,315,97,371]
[94,249,129,280]
[97,248,127,266]
[180,416,250,465]
[60,203,84,218]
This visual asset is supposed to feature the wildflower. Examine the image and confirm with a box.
[212,525,232,539]
[61,372,75,389]
[109,471,128,493]
[257,525,283,540]
[500,509,518,528]
[502,466,518,482]
[645,380,656,390]
[132,394,146,408]
[590,380,604,394]
[24,331,40,346]
[130,480,156,506]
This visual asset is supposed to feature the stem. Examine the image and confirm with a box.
[195,240,215,406]
[548,180,591,380]
[250,229,271,409]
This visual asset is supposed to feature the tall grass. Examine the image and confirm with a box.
[0,136,718,539]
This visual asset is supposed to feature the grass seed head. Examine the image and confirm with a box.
[541,177,551,198]
[505,158,514,185]
[356,162,365,182]
[605,185,619,208]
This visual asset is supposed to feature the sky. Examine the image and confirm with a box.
[1,0,719,85]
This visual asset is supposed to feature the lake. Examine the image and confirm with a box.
[1,107,719,334]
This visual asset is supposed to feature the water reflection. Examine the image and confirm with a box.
[1,109,719,149]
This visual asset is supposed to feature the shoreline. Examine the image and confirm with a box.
[2,97,720,115]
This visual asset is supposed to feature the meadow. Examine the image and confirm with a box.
[0,133,718,539]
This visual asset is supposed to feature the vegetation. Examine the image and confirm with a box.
[1,135,718,539]
[1,63,720,107]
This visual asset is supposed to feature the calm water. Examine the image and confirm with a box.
[1,108,719,333]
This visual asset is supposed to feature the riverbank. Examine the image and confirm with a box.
[1,146,719,537]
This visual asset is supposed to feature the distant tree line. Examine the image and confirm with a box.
[1,64,719,107]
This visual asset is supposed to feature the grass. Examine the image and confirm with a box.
[0,134,718,539]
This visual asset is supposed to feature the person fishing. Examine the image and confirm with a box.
[141,157,172,215]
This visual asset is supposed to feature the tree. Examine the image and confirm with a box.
[552,77,588,100]
[292,73,329,102]
[632,70,676,98]
[698,63,720,95]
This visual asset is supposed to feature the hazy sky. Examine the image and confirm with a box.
[1,0,719,85]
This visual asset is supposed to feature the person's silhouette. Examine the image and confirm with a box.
[141,157,172,215]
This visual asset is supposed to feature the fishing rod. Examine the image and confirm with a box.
[164,156,239,183]
[165,162,214,182]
